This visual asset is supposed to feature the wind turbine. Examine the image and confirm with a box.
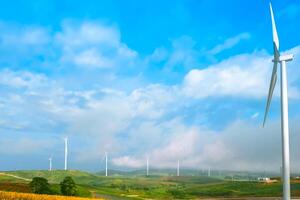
[64,137,68,171]
[146,156,149,176]
[49,156,52,171]
[263,3,294,200]
[177,160,180,177]
[105,152,108,177]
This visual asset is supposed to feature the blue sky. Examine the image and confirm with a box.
[0,0,300,172]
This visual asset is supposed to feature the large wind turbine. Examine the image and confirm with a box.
[64,137,68,171]
[263,3,294,200]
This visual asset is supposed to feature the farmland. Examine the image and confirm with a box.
[0,170,300,199]
[0,190,100,200]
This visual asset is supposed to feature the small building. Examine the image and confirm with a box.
[257,177,276,183]
[258,177,270,182]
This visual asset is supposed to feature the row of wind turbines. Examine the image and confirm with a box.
[48,137,69,172]
[47,138,107,175]
[48,138,185,177]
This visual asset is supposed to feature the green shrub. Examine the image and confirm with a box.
[60,176,77,196]
[29,177,51,194]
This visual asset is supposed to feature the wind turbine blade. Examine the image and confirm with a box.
[263,3,280,126]
[269,2,279,54]
[263,61,278,126]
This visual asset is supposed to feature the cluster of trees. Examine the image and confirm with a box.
[29,176,77,196]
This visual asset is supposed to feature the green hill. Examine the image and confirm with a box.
[2,169,300,199]
[0,170,94,197]
[96,168,211,177]
[3,170,101,185]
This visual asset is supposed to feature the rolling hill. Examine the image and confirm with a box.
[3,170,100,185]
[0,169,300,199]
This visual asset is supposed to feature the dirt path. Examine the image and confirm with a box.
[0,172,31,182]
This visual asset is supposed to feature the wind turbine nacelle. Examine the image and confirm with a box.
[279,54,294,62]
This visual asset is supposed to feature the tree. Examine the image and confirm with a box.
[60,176,77,196]
[29,177,51,194]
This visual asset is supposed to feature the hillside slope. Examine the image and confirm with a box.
[3,170,100,185]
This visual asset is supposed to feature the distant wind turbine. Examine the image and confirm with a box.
[49,157,52,171]
[146,156,149,176]
[177,160,180,177]
[64,137,68,171]
[105,152,108,177]
[263,3,294,200]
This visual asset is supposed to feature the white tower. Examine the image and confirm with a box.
[49,157,52,171]
[146,156,149,176]
[64,137,68,171]
[177,160,180,177]
[263,4,294,200]
[105,152,108,177]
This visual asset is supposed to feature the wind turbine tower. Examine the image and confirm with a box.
[105,152,108,177]
[146,156,149,176]
[263,3,294,200]
[64,137,68,171]
[49,157,52,171]
[177,160,180,177]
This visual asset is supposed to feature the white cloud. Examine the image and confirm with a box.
[112,119,300,171]
[129,84,178,119]
[112,121,200,168]
[0,138,55,155]
[147,47,168,63]
[209,32,250,55]
[182,47,300,99]
[67,93,132,137]
[183,52,269,98]
[146,36,199,72]
[57,21,138,69]
[146,33,251,75]
[112,156,145,168]
[0,69,47,89]
[149,128,200,167]
[73,49,113,68]
[165,36,198,70]
[0,25,50,46]
[56,21,120,48]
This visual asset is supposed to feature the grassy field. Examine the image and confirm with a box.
[0,170,300,199]
[0,170,93,197]
[5,170,100,184]
[85,176,300,199]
